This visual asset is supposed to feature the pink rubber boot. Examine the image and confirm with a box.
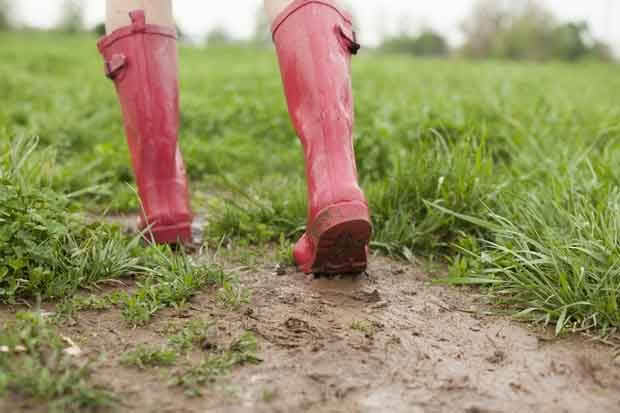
[272,0,372,274]
[97,10,193,244]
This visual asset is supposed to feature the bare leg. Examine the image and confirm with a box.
[264,0,343,22]
[105,0,173,33]
[264,0,293,22]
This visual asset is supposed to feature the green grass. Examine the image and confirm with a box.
[0,133,238,325]
[121,320,261,397]
[0,135,146,302]
[56,252,236,327]
[121,345,178,370]
[118,248,231,326]
[0,311,117,412]
[350,320,379,337]
[167,319,215,352]
[1,31,620,334]
[170,331,261,397]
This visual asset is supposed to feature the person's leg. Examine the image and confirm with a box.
[264,0,343,21]
[264,0,292,22]
[106,0,173,32]
[98,1,193,244]
[267,0,371,274]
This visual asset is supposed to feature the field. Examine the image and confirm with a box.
[1,31,620,412]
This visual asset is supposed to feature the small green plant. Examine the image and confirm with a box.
[171,331,261,397]
[121,319,214,372]
[275,233,295,266]
[121,346,178,370]
[120,247,232,326]
[217,277,251,310]
[261,388,279,403]
[57,292,124,318]
[350,320,377,337]
[168,319,214,352]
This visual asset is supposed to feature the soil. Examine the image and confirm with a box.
[4,251,620,413]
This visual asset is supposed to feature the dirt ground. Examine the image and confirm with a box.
[4,251,620,413]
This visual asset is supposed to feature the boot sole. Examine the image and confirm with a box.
[307,202,372,274]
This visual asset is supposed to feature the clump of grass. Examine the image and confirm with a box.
[171,331,261,397]
[350,320,378,338]
[368,131,497,257]
[120,248,231,326]
[0,311,117,412]
[435,180,620,335]
[275,233,295,267]
[121,320,213,372]
[261,388,279,403]
[168,319,214,352]
[58,292,123,316]
[205,177,306,246]
[118,321,261,397]
[0,136,143,302]
[56,249,239,327]
[121,346,178,370]
[216,276,250,310]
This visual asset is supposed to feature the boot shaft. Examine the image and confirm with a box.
[97,10,181,183]
[97,10,192,233]
[272,0,365,218]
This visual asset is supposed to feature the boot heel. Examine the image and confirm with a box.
[308,202,372,274]
[145,222,192,245]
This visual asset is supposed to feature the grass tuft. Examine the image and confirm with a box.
[171,331,261,397]
[121,346,178,370]
[0,311,118,412]
[120,248,232,326]
[0,136,143,302]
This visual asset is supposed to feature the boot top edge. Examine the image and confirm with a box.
[97,9,177,53]
[271,0,353,40]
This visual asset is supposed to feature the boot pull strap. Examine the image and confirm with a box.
[129,10,147,32]
[104,10,143,79]
[104,53,127,79]
[337,25,360,55]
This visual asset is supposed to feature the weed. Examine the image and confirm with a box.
[171,331,261,397]
[275,233,295,267]
[217,278,251,310]
[261,388,279,403]
[351,320,378,338]
[58,292,124,317]
[121,345,178,370]
[55,250,237,327]
[120,248,232,326]
[0,136,144,302]
[168,319,215,352]
[121,319,212,372]
[118,322,261,396]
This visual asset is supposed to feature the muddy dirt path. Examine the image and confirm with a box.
[212,255,620,413]
[5,253,620,413]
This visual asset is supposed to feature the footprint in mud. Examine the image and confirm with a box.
[308,276,383,303]
[252,317,324,350]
